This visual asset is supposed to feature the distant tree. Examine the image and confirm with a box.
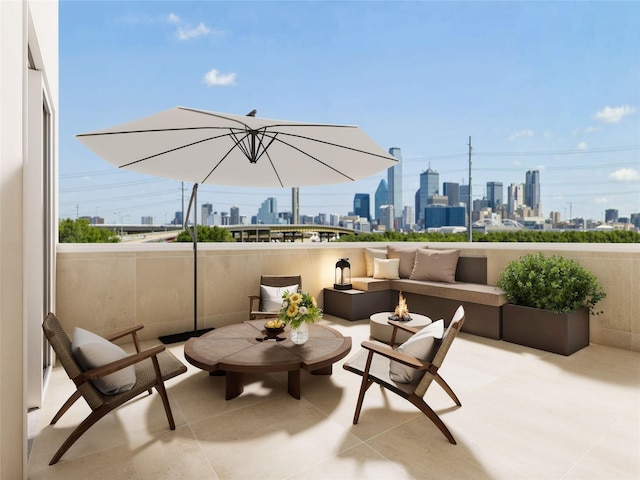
[59,218,120,243]
[176,225,235,242]
[337,229,640,243]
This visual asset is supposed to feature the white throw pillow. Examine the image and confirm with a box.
[71,327,137,395]
[364,248,387,277]
[373,258,400,280]
[260,284,299,311]
[389,320,444,383]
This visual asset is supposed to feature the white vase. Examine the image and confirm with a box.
[290,322,309,345]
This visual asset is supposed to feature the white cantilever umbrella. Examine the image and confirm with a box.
[77,106,399,340]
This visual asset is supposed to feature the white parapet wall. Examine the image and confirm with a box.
[57,242,640,352]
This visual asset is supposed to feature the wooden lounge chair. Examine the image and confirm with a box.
[248,274,302,320]
[42,313,187,465]
[343,306,465,444]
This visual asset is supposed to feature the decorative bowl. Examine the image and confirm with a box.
[264,322,285,336]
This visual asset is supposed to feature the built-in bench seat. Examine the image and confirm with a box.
[329,253,507,340]
[352,277,506,308]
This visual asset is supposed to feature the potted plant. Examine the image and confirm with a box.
[497,253,606,355]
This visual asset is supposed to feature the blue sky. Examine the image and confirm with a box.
[60,1,640,225]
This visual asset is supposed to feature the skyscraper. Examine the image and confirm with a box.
[403,205,414,229]
[257,197,278,224]
[418,167,439,223]
[442,182,460,206]
[525,170,541,211]
[387,148,403,219]
[486,181,503,210]
[230,206,240,225]
[379,205,394,231]
[201,203,213,226]
[353,193,371,221]
[460,184,470,208]
[605,209,618,223]
[507,183,524,217]
[374,179,388,221]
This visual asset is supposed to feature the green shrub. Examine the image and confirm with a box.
[59,218,120,243]
[176,225,235,242]
[497,253,606,315]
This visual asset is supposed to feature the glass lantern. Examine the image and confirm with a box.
[334,258,352,290]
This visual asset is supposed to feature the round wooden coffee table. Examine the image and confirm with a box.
[184,320,351,400]
[369,311,432,344]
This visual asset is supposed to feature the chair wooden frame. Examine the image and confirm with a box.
[343,306,465,444]
[248,274,302,320]
[42,313,187,465]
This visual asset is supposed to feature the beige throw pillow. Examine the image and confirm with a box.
[71,327,137,395]
[410,249,461,283]
[373,258,400,280]
[389,320,444,383]
[387,245,428,278]
[364,248,387,277]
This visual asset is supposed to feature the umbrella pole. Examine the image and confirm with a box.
[186,183,199,336]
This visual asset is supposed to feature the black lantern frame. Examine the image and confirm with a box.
[334,258,352,290]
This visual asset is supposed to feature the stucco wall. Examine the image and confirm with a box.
[57,242,640,352]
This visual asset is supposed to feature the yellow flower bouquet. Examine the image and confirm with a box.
[277,290,322,329]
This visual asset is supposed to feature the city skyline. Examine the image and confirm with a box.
[60,2,639,224]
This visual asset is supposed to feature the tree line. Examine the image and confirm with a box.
[59,218,639,243]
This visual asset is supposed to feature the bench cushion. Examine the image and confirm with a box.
[352,277,392,291]
[392,279,507,307]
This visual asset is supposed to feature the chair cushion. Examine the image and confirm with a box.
[373,258,400,280]
[71,327,137,395]
[260,284,299,311]
[364,248,387,277]
[410,249,461,283]
[389,320,444,383]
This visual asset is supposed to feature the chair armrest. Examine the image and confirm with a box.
[387,320,420,346]
[249,295,260,314]
[361,341,427,370]
[387,320,420,335]
[105,325,144,342]
[82,344,166,380]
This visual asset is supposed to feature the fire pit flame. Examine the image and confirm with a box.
[392,292,411,321]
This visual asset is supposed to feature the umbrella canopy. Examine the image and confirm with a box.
[76,106,398,187]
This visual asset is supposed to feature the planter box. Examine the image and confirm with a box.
[502,304,589,356]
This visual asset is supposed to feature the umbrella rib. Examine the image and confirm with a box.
[257,132,357,182]
[118,131,239,168]
[200,142,242,185]
[76,126,247,137]
[272,131,399,161]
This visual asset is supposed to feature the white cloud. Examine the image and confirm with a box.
[167,13,180,23]
[609,168,640,182]
[204,69,236,86]
[594,105,637,123]
[576,142,588,151]
[594,197,608,204]
[584,126,600,134]
[508,129,533,141]
[512,159,522,166]
[177,22,210,40]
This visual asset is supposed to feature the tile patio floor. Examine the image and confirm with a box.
[27,314,640,479]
